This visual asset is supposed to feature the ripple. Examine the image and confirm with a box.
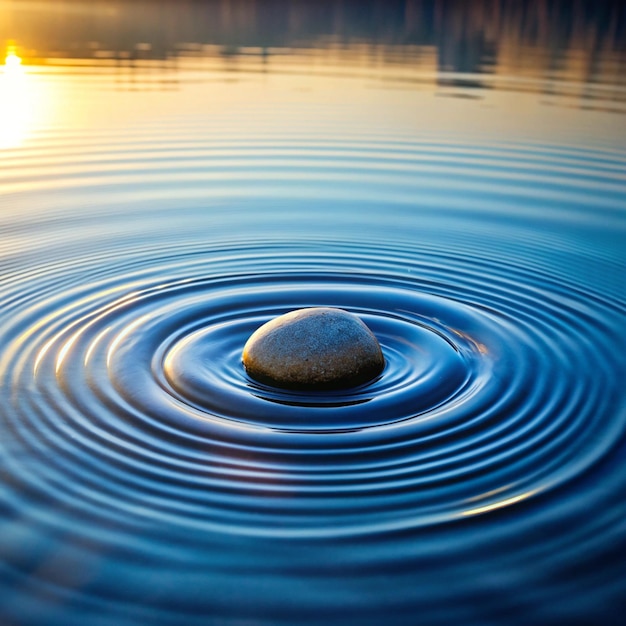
[1,78,626,623]
[0,236,623,540]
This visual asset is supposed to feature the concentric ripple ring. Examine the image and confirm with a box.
[1,240,623,539]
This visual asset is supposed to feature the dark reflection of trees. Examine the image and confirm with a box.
[1,0,624,89]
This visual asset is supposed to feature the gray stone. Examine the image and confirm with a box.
[242,307,384,390]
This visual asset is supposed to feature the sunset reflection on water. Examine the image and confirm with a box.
[0,3,625,626]
[1,45,28,148]
[0,0,623,156]
[1,0,623,102]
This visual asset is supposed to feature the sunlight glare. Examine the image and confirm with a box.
[1,48,30,148]
[4,51,22,69]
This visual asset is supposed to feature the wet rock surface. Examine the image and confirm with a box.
[242,307,385,390]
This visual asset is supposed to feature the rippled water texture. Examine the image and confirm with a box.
[1,1,625,625]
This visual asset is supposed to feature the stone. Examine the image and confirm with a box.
[242,307,384,390]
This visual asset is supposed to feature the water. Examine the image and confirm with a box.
[1,1,625,624]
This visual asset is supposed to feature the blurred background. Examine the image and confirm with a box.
[1,0,624,103]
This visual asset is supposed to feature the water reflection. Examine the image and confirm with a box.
[0,0,624,108]
[4,48,21,69]
[0,46,28,148]
[1,3,626,626]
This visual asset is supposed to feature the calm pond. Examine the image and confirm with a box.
[0,1,625,625]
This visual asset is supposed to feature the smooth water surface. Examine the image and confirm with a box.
[1,1,625,625]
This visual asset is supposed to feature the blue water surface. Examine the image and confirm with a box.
[0,2,625,625]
